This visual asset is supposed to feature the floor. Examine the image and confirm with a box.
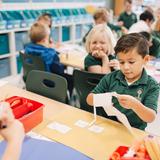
[2,74,160,137]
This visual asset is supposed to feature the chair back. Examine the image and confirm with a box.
[73,69,105,112]
[26,70,68,103]
[19,51,45,82]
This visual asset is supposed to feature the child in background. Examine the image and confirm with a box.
[140,31,160,59]
[83,8,117,45]
[25,23,73,96]
[37,13,52,29]
[86,33,160,130]
[37,13,55,48]
[0,103,24,160]
[84,24,119,74]
[118,0,137,29]
[25,22,63,74]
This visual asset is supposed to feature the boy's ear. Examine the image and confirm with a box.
[143,55,150,63]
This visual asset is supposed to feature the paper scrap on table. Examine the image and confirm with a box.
[27,131,53,142]
[88,125,104,133]
[47,122,72,134]
[91,93,134,135]
[74,120,89,128]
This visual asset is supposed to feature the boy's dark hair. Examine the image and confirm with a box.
[114,33,149,57]
[140,11,154,22]
[139,31,151,41]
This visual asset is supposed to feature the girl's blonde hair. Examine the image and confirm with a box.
[85,24,116,55]
[154,19,160,32]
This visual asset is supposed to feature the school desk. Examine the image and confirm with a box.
[0,84,150,160]
[59,51,85,70]
[57,44,86,69]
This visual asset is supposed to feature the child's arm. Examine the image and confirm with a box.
[88,51,111,74]
[1,120,24,160]
[116,94,156,123]
[86,93,94,106]
[0,104,24,160]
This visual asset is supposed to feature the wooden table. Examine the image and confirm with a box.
[57,44,86,70]
[0,84,148,160]
[60,53,84,70]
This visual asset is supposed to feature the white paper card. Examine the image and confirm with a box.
[113,108,134,135]
[27,131,52,142]
[47,122,72,134]
[74,120,89,128]
[93,93,112,107]
[92,92,134,135]
[88,125,104,133]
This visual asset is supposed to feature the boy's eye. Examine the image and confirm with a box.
[129,61,135,64]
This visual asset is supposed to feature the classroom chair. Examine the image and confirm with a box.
[73,69,105,113]
[19,51,45,82]
[26,70,68,103]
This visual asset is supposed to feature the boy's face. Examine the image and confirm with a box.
[117,49,149,83]
[95,18,106,25]
[90,32,109,55]
[125,2,132,12]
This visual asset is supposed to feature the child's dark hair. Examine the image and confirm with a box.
[139,31,152,41]
[140,11,154,22]
[114,33,149,57]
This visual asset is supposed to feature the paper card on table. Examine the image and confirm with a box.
[74,120,89,128]
[47,122,72,134]
[88,125,104,133]
[93,93,112,107]
[27,131,52,142]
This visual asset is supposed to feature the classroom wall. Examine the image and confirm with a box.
[105,0,115,10]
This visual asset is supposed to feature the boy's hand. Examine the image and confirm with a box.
[116,94,140,109]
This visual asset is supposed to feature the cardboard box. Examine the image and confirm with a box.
[5,96,44,132]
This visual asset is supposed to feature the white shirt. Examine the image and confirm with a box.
[128,20,150,33]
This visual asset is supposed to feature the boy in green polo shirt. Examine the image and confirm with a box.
[86,33,160,130]
[118,0,137,29]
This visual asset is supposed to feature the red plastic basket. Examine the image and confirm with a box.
[109,146,151,160]
[5,96,44,133]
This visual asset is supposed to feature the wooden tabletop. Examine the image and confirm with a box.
[0,84,149,160]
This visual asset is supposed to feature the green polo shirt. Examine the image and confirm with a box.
[107,23,121,32]
[84,54,116,71]
[150,35,160,58]
[92,69,160,130]
[152,31,160,40]
[118,11,137,29]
